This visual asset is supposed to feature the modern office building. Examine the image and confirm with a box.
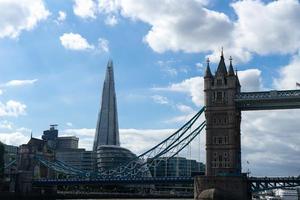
[40,125,93,172]
[56,149,94,172]
[147,157,205,177]
[42,125,58,141]
[93,60,138,171]
[56,136,79,150]
[96,145,137,171]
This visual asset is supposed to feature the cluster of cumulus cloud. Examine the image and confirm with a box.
[71,0,300,63]
[2,0,300,63]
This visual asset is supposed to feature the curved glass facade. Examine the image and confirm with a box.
[96,145,137,171]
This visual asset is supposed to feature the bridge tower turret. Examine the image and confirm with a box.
[204,52,241,176]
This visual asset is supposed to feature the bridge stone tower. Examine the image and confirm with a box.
[204,52,241,176]
[195,52,250,200]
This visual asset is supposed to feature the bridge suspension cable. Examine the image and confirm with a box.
[103,107,206,178]
[35,107,206,179]
[0,159,17,170]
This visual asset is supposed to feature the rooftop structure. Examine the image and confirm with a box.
[56,136,79,150]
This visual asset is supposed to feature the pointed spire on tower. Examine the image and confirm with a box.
[204,57,213,78]
[228,56,235,76]
[107,59,113,68]
[221,47,224,56]
[235,68,241,87]
[93,59,120,152]
[216,47,227,76]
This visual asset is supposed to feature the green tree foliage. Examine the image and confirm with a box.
[0,141,4,179]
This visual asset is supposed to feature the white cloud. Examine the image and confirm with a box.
[60,33,109,53]
[97,38,109,53]
[232,0,300,55]
[62,128,95,137]
[273,52,300,90]
[153,68,263,107]
[153,76,204,107]
[151,95,169,105]
[0,120,13,130]
[157,60,180,76]
[195,62,203,70]
[98,0,120,14]
[165,112,196,124]
[0,132,28,146]
[16,127,31,134]
[60,33,94,51]
[0,0,50,38]
[73,0,97,19]
[66,122,73,127]
[207,48,252,64]
[73,0,120,26]
[57,11,66,22]
[94,0,300,63]
[176,104,194,113]
[241,109,300,176]
[120,128,176,155]
[118,0,232,54]
[0,100,26,117]
[2,79,38,87]
[238,69,263,92]
[105,15,118,26]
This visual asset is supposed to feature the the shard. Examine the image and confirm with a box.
[93,60,120,152]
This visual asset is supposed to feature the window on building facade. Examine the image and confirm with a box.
[216,91,222,101]
[212,152,231,168]
[218,137,222,144]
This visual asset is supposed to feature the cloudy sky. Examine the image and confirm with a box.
[0,0,300,176]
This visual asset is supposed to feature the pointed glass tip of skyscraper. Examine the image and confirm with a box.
[93,60,120,152]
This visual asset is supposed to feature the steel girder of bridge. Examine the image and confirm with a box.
[33,176,194,186]
[34,176,300,193]
[249,176,300,192]
[235,89,300,110]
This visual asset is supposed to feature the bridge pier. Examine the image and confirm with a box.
[16,171,32,194]
[194,175,251,200]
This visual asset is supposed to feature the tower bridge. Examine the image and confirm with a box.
[8,56,300,199]
[194,52,300,199]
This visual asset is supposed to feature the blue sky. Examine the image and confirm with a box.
[0,0,300,176]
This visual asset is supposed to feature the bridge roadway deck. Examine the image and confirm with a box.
[235,89,300,110]
[249,176,300,192]
[34,176,300,192]
[33,176,194,186]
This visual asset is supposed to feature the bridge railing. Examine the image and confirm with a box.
[235,90,300,101]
